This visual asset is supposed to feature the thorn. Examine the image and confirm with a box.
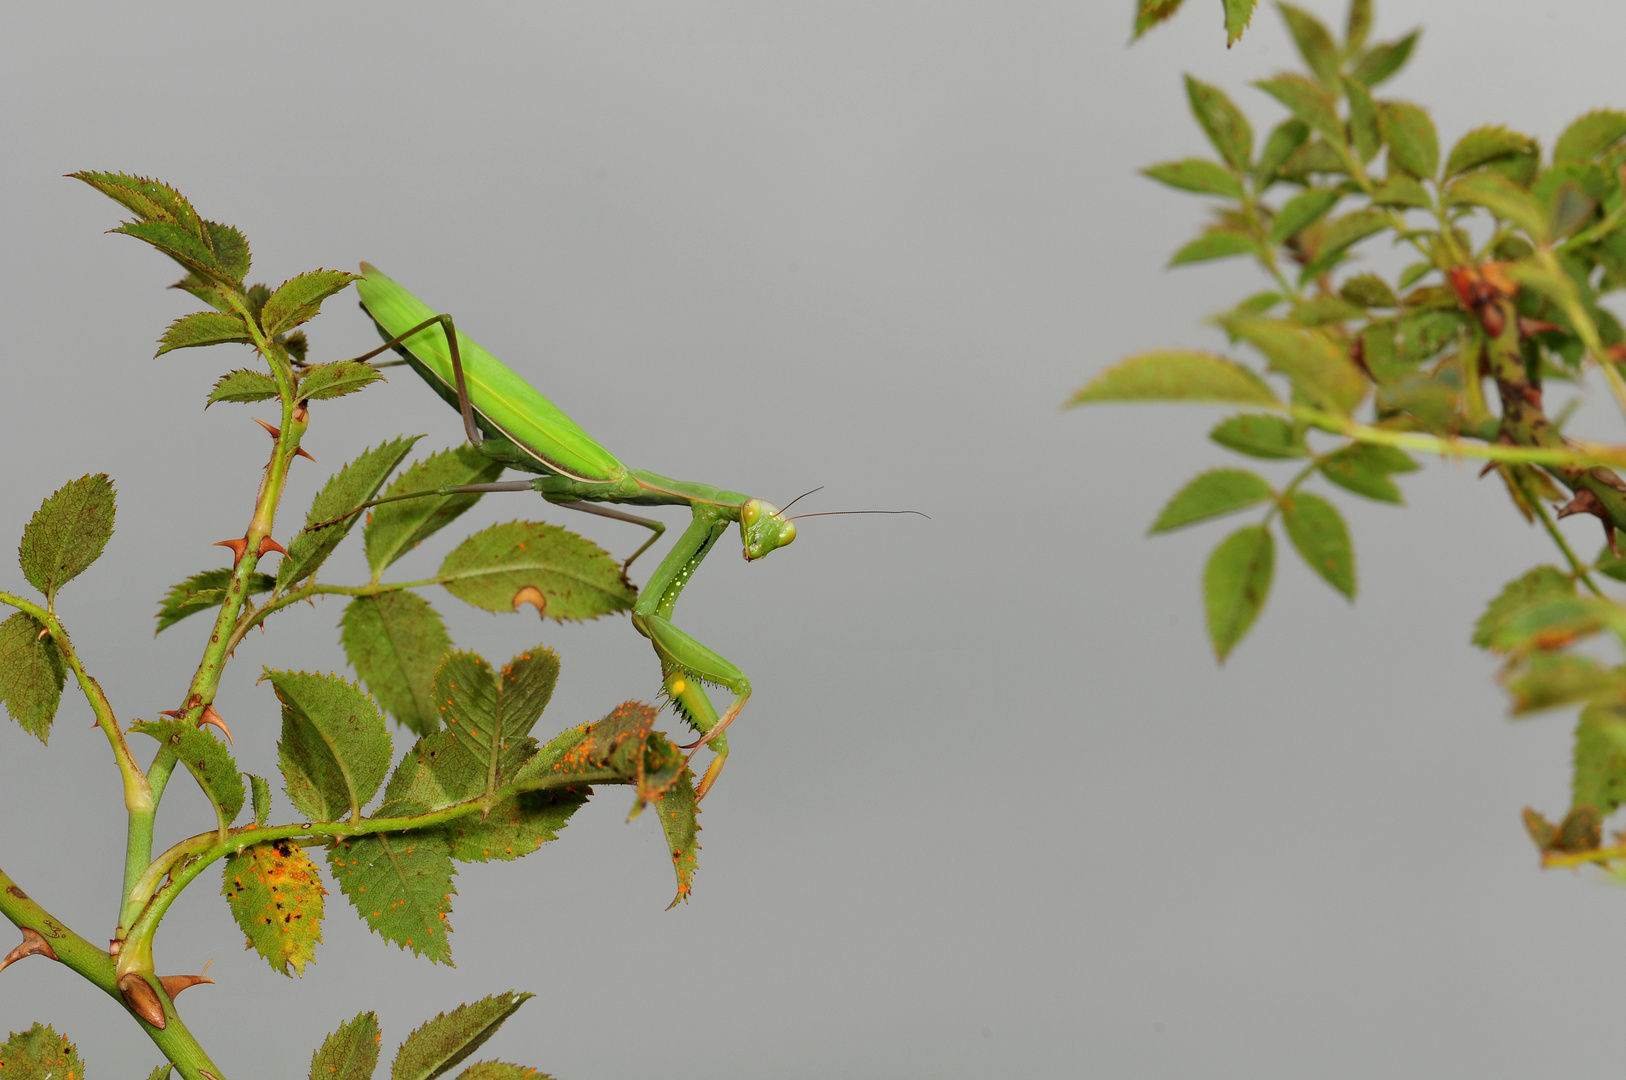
[1478,461,1500,479]
[512,585,546,617]
[1518,317,1563,338]
[158,971,215,999]
[118,972,166,1029]
[295,446,316,462]
[292,403,309,425]
[257,536,288,558]
[214,537,250,564]
[252,417,282,440]
[35,625,49,641]
[199,704,233,745]
[157,709,184,719]
[0,928,59,972]
[1556,488,1605,521]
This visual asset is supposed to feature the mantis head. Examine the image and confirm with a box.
[739,499,796,561]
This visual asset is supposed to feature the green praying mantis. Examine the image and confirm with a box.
[344,264,916,800]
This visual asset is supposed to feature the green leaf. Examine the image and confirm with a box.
[1397,262,1432,290]
[1506,653,1621,715]
[384,732,488,811]
[1151,470,1273,534]
[1341,75,1381,164]
[1228,318,1367,414]
[342,593,453,737]
[146,1067,174,1080]
[1370,175,1431,208]
[432,647,560,800]
[1485,595,1608,657]
[1345,0,1372,50]
[438,521,637,622]
[156,310,252,356]
[1395,309,1463,363]
[654,768,701,906]
[206,368,280,407]
[1209,414,1308,459]
[444,787,586,865]
[1554,110,1626,165]
[391,992,534,1080]
[1170,228,1258,266]
[1255,74,1341,141]
[1142,159,1245,199]
[222,840,327,977]
[328,812,456,964]
[155,568,276,634]
[454,1065,549,1080]
[1278,4,1340,85]
[1070,350,1280,407]
[19,474,115,603]
[1269,187,1341,244]
[1280,491,1354,598]
[510,702,676,795]
[130,719,244,828]
[1350,31,1418,88]
[1133,0,1186,38]
[1597,542,1626,583]
[1445,126,1541,180]
[1574,701,1626,816]
[1380,101,1438,179]
[0,1024,85,1080]
[1255,119,1310,185]
[73,171,201,232]
[0,612,66,745]
[298,360,383,402]
[270,670,393,822]
[112,220,244,287]
[1280,139,1348,179]
[261,269,357,338]
[1204,525,1274,662]
[310,1012,381,1080]
[365,446,507,574]
[1223,0,1257,45]
[279,436,422,589]
[1301,207,1390,280]
[1473,566,1573,649]
[1316,443,1415,503]
[1339,274,1397,309]
[1184,76,1252,171]
[249,772,272,826]
[1448,172,1549,242]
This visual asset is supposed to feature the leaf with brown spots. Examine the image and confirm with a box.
[309,1011,380,1080]
[438,521,635,622]
[0,1022,85,1080]
[221,840,327,977]
[328,806,456,965]
[392,992,533,1080]
[434,646,560,797]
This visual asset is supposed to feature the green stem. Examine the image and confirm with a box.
[226,575,440,654]
[0,864,226,1080]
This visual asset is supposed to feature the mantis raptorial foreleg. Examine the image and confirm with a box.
[631,509,753,799]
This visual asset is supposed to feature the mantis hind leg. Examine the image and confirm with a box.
[635,612,751,800]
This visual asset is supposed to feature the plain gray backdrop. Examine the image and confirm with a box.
[3,2,1624,1076]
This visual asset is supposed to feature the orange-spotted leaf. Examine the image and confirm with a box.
[391,992,533,1080]
[222,840,327,977]
[328,810,456,965]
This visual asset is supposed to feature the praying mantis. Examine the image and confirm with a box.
[348,264,812,800]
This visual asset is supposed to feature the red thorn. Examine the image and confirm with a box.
[294,446,316,462]
[0,928,59,973]
[199,704,233,745]
[214,537,250,564]
[158,972,215,999]
[253,418,282,440]
[1479,461,1499,478]
[1556,488,1606,521]
[157,709,184,719]
[1519,317,1563,338]
[257,536,288,559]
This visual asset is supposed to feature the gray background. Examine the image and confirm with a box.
[1,1,1622,1076]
